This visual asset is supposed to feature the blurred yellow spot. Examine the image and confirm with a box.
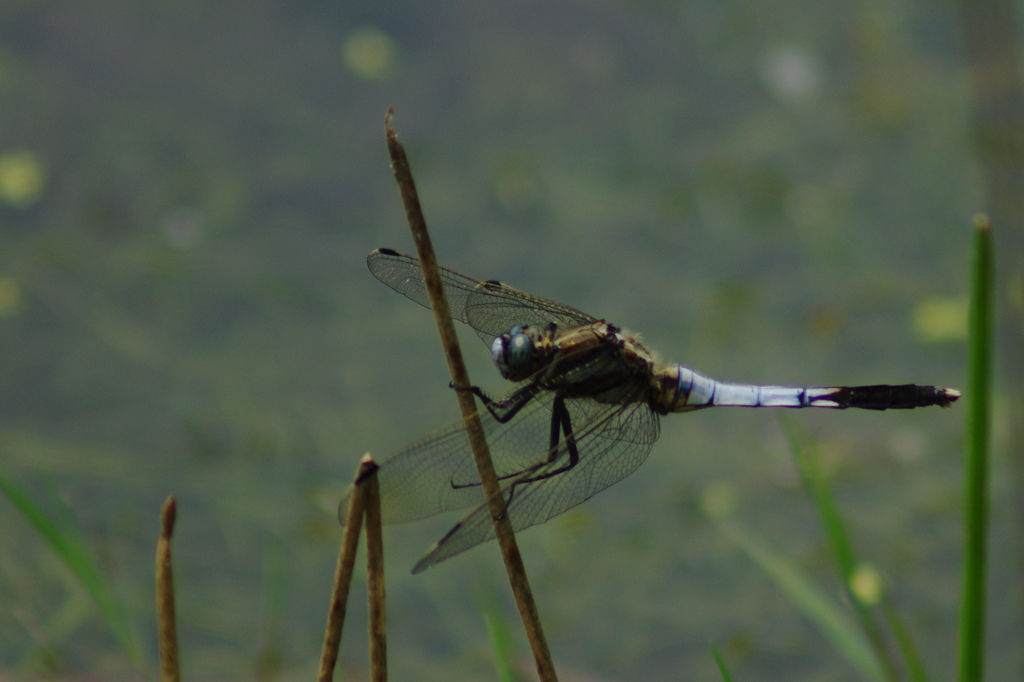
[1008,272,1023,312]
[849,563,882,606]
[911,296,967,342]
[0,277,21,315]
[807,302,844,341]
[342,26,398,80]
[0,149,45,208]
[557,507,595,533]
[493,161,541,213]
[700,481,738,518]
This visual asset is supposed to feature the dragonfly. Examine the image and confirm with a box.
[339,248,960,573]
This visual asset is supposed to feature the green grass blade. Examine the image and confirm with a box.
[958,215,993,682]
[783,418,855,575]
[709,512,883,681]
[711,642,736,682]
[783,417,912,681]
[881,596,929,682]
[0,473,146,669]
[476,583,517,682]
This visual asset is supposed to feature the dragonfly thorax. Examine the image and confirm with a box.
[491,321,660,405]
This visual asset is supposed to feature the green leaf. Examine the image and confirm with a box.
[0,474,146,670]
[711,642,736,682]
[711,514,883,681]
[958,215,993,682]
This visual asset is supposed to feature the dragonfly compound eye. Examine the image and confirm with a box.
[491,326,537,381]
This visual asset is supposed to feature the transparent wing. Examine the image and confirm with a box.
[367,248,598,342]
[410,389,660,573]
[339,388,575,526]
[336,381,662,571]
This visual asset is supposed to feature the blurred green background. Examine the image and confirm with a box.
[0,2,1010,680]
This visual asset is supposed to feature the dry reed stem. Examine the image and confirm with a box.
[156,496,180,682]
[319,454,378,682]
[365,467,387,681]
[384,107,558,681]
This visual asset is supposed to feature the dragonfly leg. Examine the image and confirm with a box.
[450,382,538,423]
[518,394,580,481]
[448,383,546,490]
[503,394,581,507]
[450,381,490,400]
[448,392,581,502]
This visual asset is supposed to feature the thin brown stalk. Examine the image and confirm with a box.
[364,466,387,681]
[155,496,180,682]
[384,107,558,681]
[319,454,378,682]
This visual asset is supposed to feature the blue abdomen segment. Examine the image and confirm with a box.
[672,367,959,411]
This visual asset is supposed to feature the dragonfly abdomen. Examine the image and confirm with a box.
[664,366,960,412]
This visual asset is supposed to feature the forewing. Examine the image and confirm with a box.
[411,385,661,573]
[367,248,596,342]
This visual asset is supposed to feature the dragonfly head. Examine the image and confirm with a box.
[491,324,542,382]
